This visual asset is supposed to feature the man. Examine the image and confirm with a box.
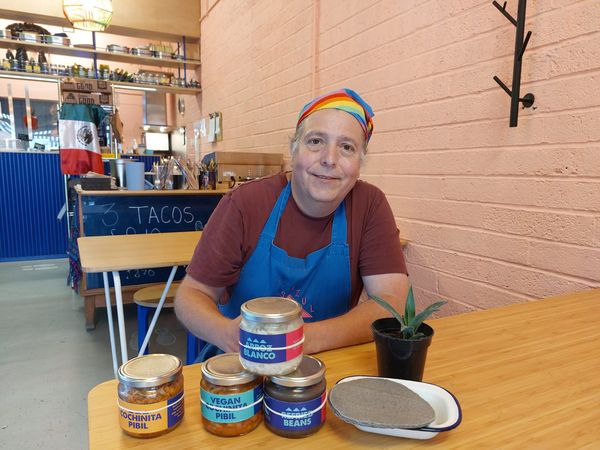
[175,88,409,360]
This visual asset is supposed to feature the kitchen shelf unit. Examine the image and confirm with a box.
[0,69,202,95]
[0,37,200,69]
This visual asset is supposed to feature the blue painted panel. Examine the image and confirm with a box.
[0,152,68,261]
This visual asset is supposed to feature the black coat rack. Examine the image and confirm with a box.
[492,0,535,127]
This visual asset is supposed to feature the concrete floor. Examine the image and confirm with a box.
[0,258,188,450]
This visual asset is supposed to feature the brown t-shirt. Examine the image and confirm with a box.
[187,172,407,308]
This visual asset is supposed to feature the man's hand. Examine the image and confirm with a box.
[302,273,409,354]
[218,316,242,353]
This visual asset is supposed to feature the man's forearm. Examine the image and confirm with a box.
[174,283,238,352]
[304,273,409,354]
[303,299,388,354]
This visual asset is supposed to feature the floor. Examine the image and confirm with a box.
[0,258,188,450]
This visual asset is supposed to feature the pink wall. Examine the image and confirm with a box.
[198,0,600,314]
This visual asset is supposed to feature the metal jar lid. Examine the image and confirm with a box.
[202,353,258,386]
[241,297,302,324]
[118,354,182,388]
[269,355,325,388]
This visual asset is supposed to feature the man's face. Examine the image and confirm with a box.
[291,109,365,217]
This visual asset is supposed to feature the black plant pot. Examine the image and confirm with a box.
[371,318,434,382]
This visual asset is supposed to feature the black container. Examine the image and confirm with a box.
[172,174,183,189]
[371,318,434,381]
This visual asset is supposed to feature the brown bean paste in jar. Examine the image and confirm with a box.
[264,355,327,438]
[117,354,185,438]
[201,353,263,437]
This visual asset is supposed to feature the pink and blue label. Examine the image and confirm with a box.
[239,326,303,363]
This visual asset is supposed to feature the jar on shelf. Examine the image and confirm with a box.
[239,297,304,376]
[117,354,185,438]
[264,355,327,438]
[200,353,263,437]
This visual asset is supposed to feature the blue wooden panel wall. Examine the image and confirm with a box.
[0,152,68,261]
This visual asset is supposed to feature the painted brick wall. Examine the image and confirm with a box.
[198,0,600,314]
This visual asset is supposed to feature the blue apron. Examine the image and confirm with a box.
[197,182,352,362]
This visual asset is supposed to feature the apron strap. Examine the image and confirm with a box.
[260,182,292,240]
[261,182,347,244]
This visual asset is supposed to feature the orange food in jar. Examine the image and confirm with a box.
[117,354,184,438]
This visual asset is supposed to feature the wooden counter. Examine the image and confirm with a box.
[76,187,231,196]
[88,288,600,449]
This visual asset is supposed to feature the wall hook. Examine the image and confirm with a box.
[492,0,534,127]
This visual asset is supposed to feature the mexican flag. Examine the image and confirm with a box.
[59,103,107,175]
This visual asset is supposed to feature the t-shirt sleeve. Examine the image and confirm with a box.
[186,193,245,287]
[358,188,408,277]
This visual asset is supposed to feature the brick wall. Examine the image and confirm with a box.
[198,0,600,313]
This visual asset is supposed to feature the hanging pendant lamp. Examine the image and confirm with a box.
[63,0,113,32]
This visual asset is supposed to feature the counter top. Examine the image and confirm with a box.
[0,149,59,154]
[88,288,600,449]
[75,186,230,196]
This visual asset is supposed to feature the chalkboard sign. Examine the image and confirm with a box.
[81,193,223,289]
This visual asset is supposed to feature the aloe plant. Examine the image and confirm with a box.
[370,286,446,339]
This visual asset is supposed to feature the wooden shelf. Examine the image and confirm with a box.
[0,71,60,82]
[110,81,201,95]
[0,71,201,94]
[0,38,200,69]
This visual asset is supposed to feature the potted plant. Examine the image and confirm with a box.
[370,286,446,381]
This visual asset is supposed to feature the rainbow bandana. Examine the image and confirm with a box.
[297,88,375,143]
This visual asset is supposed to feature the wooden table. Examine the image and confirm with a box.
[88,289,600,448]
[78,231,201,377]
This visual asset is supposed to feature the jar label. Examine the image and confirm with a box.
[239,326,303,364]
[201,385,263,424]
[264,391,326,432]
[118,391,184,434]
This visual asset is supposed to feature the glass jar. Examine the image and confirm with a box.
[117,354,184,438]
[200,353,263,437]
[239,297,304,376]
[264,355,327,438]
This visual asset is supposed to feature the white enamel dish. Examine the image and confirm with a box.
[331,376,462,440]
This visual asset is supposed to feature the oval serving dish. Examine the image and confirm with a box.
[329,375,462,440]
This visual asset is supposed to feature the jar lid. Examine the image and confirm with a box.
[241,297,301,323]
[118,354,182,388]
[269,355,325,387]
[202,353,258,386]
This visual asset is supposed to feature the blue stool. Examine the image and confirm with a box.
[186,332,202,364]
[133,282,203,364]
